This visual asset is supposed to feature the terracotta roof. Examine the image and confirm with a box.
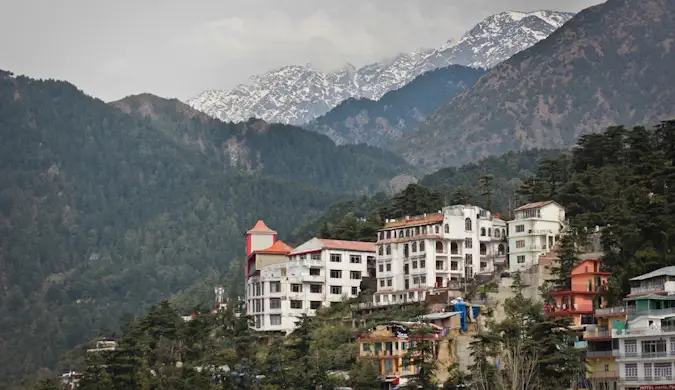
[317,239,376,252]
[383,213,444,229]
[255,240,293,255]
[247,220,277,234]
[513,200,556,212]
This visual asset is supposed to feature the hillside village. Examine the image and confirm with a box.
[69,199,674,390]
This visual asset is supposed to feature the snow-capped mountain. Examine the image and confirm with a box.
[187,10,574,125]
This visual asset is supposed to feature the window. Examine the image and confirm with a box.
[480,243,487,255]
[290,300,303,309]
[309,267,320,276]
[363,343,371,352]
[465,254,473,264]
[655,362,672,377]
[269,298,281,309]
[422,226,427,234]
[420,260,426,268]
[380,279,385,287]
[330,270,342,278]
[415,227,420,235]
[624,363,638,378]
[480,227,486,236]
[387,278,392,287]
[291,284,302,292]
[270,314,281,325]
[350,271,362,279]
[378,264,384,273]
[350,255,362,264]
[412,242,417,252]
[386,263,392,272]
[351,287,358,296]
[488,228,492,236]
[436,241,444,253]
[330,286,342,295]
[498,244,505,255]
[436,261,444,270]
[516,240,525,248]
[270,281,281,293]
[310,284,322,293]
[502,229,506,237]
[642,339,666,355]
[435,225,440,234]
[516,224,525,233]
[420,275,426,284]
[465,238,473,249]
[311,253,321,260]
[517,255,525,264]
[386,245,391,255]
[412,261,418,269]
[310,301,322,309]
[465,218,472,231]
[413,276,420,285]
[419,241,425,252]
[330,253,341,262]
[624,340,637,355]
[444,224,450,233]
[378,246,384,255]
[406,229,410,237]
[495,229,501,238]
[450,242,458,254]
[386,231,391,239]
[451,261,458,270]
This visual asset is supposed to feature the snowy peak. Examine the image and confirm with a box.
[186,9,575,125]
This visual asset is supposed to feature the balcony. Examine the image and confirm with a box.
[303,274,324,283]
[584,328,612,339]
[623,375,674,383]
[613,350,674,359]
[630,284,665,295]
[614,325,675,338]
[595,306,632,316]
[588,370,618,380]
[586,350,614,358]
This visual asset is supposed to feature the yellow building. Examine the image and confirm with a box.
[582,305,627,389]
[358,318,459,388]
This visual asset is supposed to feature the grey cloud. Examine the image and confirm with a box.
[0,0,601,101]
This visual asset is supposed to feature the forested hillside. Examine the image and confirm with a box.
[0,71,410,384]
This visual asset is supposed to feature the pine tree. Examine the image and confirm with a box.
[401,326,439,389]
[478,174,495,210]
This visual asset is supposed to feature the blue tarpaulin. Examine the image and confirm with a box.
[454,301,467,332]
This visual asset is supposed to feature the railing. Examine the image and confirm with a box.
[635,306,675,317]
[584,328,612,338]
[614,325,675,337]
[630,285,665,295]
[588,370,618,380]
[595,306,632,316]
[586,350,614,357]
[613,350,671,359]
[623,375,674,382]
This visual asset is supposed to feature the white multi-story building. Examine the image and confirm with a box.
[372,205,507,306]
[611,266,675,390]
[244,220,375,333]
[507,201,566,272]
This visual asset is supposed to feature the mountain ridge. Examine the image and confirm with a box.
[186,10,574,125]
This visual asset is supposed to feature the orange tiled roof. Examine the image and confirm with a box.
[514,200,555,211]
[247,220,277,234]
[318,239,376,252]
[383,213,444,229]
[256,240,293,254]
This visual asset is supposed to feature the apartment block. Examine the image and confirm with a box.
[373,205,506,306]
[508,201,567,272]
[244,220,375,333]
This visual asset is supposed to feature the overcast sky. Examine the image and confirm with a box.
[0,0,600,102]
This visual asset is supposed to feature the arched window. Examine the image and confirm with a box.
[435,225,440,234]
[419,241,425,252]
[378,246,384,255]
[488,228,492,237]
[422,226,427,234]
[498,244,505,255]
[386,245,391,255]
[435,241,444,253]
[479,243,487,255]
[480,227,486,236]
[399,230,404,238]
[450,242,458,254]
[502,228,506,237]
[495,229,501,238]
[465,218,472,231]
[404,244,409,257]
[412,242,417,252]
[445,224,450,233]
[406,229,410,237]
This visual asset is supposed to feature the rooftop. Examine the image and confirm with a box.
[630,266,675,281]
[513,200,558,212]
[255,240,294,255]
[247,220,277,234]
[318,238,375,252]
[383,213,444,229]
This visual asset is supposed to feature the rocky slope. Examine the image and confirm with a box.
[391,0,675,170]
[306,65,485,146]
[186,10,574,125]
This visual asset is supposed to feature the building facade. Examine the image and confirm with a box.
[611,266,675,390]
[507,201,567,272]
[244,220,375,333]
[373,205,507,306]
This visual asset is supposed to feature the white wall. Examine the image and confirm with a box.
[508,203,565,272]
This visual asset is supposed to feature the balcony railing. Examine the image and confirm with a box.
[584,328,612,339]
[595,306,632,316]
[588,370,618,380]
[586,350,614,358]
[613,350,672,359]
[614,325,675,337]
[630,284,665,295]
[623,375,674,382]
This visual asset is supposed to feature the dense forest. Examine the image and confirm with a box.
[0,71,412,384]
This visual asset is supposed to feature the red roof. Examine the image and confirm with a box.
[318,239,376,252]
[384,213,444,229]
[255,240,294,255]
[514,200,557,211]
[247,220,277,234]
